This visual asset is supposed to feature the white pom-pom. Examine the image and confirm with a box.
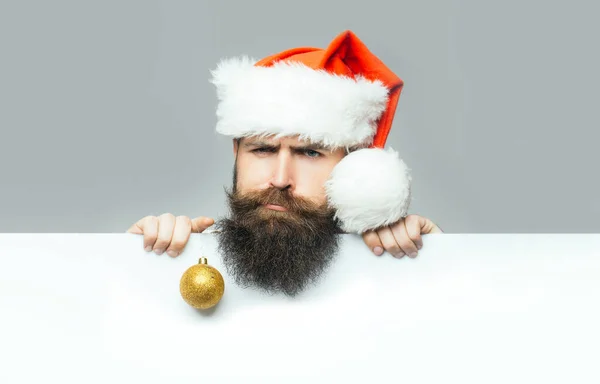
[324,147,412,234]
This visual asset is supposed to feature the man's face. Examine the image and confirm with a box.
[233,136,347,206]
[214,135,346,297]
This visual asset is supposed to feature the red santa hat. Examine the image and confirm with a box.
[210,30,411,234]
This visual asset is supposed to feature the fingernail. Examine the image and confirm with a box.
[410,252,418,258]
[144,246,152,252]
[167,250,178,257]
[395,252,405,259]
[373,246,383,256]
[417,243,423,250]
[155,248,164,255]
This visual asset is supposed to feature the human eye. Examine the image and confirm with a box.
[303,149,322,158]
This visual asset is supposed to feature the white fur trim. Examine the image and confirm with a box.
[325,147,412,233]
[210,56,390,148]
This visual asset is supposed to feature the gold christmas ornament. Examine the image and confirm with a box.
[180,257,225,310]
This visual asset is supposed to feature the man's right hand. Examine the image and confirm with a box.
[126,214,215,257]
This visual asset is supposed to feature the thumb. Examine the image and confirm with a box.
[191,216,215,233]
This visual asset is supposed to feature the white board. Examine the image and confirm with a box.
[1,233,599,383]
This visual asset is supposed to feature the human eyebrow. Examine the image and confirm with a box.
[290,144,330,152]
[244,141,279,150]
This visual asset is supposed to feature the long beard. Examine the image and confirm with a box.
[214,187,341,297]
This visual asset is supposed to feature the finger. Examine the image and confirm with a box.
[404,215,424,250]
[423,219,444,234]
[166,216,192,257]
[391,220,419,258]
[126,215,154,239]
[138,216,159,252]
[153,213,176,255]
[362,230,384,256]
[377,226,404,258]
[191,216,215,233]
[408,215,443,235]
[126,221,143,235]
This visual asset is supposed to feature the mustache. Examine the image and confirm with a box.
[226,187,331,217]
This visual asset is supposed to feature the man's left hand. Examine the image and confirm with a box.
[362,215,443,258]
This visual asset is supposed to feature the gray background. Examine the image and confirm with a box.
[1,0,598,233]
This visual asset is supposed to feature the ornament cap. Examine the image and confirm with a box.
[199,257,208,265]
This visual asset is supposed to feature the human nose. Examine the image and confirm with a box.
[270,151,294,191]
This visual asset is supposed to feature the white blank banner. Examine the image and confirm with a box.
[1,234,599,383]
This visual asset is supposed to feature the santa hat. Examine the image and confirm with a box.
[210,30,411,234]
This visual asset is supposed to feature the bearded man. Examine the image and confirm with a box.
[127,30,443,296]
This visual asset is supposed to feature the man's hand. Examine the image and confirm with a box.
[126,214,214,257]
[362,215,442,258]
